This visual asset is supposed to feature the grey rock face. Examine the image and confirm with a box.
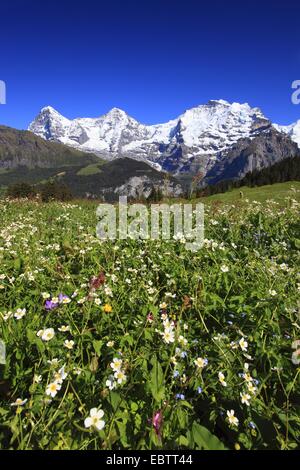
[205,129,299,184]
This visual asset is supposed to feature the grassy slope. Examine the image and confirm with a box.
[196,181,300,205]
[0,125,100,169]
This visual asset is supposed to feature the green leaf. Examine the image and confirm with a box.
[92,340,102,356]
[108,391,122,412]
[89,356,99,373]
[149,355,165,403]
[192,422,227,450]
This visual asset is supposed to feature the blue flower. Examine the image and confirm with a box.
[176,393,185,400]
[197,387,202,394]
[173,370,180,378]
[181,351,187,358]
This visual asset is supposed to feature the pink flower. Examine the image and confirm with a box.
[152,410,163,438]
[147,313,154,323]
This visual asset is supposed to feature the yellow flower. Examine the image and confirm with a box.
[103,304,112,313]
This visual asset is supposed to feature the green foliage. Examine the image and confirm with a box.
[6,182,36,199]
[198,156,300,198]
[39,181,73,202]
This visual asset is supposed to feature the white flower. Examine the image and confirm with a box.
[42,328,55,342]
[47,358,60,366]
[106,376,116,390]
[42,292,50,299]
[46,381,61,398]
[106,341,115,348]
[114,370,126,384]
[64,340,74,350]
[11,398,28,407]
[104,286,113,297]
[34,374,42,384]
[162,329,175,344]
[240,392,251,406]
[3,311,13,321]
[247,382,257,395]
[226,409,239,427]
[84,408,105,431]
[268,289,277,297]
[194,357,208,369]
[178,335,188,346]
[239,337,248,352]
[14,308,26,320]
[53,365,68,384]
[110,358,123,372]
[94,298,102,306]
[218,372,227,387]
[58,325,70,332]
[159,302,168,309]
[220,265,229,273]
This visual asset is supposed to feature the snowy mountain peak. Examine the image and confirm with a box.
[207,99,230,106]
[274,119,300,147]
[29,99,297,174]
[106,107,128,117]
[39,106,65,117]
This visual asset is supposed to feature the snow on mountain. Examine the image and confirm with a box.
[274,120,300,148]
[28,100,275,174]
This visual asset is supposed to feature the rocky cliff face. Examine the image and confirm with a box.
[205,129,299,184]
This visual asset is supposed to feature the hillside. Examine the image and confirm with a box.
[197,181,300,205]
[0,125,100,169]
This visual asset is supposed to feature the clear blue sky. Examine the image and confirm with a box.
[0,0,300,129]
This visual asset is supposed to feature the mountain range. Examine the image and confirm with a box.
[0,99,299,200]
[0,125,182,199]
[29,100,300,182]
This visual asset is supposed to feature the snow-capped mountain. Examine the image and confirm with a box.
[29,100,298,176]
[274,120,300,148]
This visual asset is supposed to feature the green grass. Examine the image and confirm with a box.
[0,189,299,450]
[197,181,300,205]
[76,163,103,176]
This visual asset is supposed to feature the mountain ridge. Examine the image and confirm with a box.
[29,99,300,179]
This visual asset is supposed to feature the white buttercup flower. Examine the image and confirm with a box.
[84,408,105,431]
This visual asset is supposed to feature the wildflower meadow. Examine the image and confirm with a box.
[0,192,299,450]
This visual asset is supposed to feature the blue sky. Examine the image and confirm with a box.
[0,0,300,129]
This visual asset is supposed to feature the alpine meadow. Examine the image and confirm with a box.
[1,0,300,456]
[0,185,299,450]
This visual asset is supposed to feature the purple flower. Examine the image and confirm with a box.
[58,293,70,303]
[45,299,59,311]
[173,370,180,378]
